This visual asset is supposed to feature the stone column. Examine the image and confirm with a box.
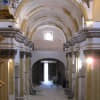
[0,60,8,100]
[19,52,24,100]
[29,57,32,94]
[96,56,100,100]
[85,56,95,100]
[68,53,73,89]
[78,51,86,100]
[0,28,33,100]
[23,54,27,98]
[14,50,22,100]
[78,68,85,100]
[25,56,29,95]
[25,54,31,95]
[91,56,100,100]
[74,53,79,100]
[72,53,76,93]
[85,51,100,100]
[66,54,70,88]
[8,59,15,100]
[24,53,31,99]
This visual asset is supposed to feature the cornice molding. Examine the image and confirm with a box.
[73,28,100,44]
[64,28,100,48]
[0,28,33,48]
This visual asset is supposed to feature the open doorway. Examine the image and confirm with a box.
[32,59,67,88]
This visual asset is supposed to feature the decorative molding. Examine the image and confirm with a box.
[20,51,32,58]
[64,28,100,48]
[72,28,100,44]
[0,28,34,49]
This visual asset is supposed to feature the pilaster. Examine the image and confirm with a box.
[64,28,100,100]
[0,28,33,100]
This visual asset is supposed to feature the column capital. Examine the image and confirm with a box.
[20,51,32,58]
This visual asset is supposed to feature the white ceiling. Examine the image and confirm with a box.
[32,25,66,51]
[13,0,83,51]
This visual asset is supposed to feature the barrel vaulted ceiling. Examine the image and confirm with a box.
[14,0,83,39]
[13,0,85,50]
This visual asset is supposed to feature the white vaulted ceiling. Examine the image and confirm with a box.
[14,0,83,51]
[32,25,66,51]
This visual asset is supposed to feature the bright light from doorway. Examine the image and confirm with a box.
[42,61,53,86]
[44,62,49,83]
[44,31,53,41]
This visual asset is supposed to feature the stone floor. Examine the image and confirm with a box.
[28,85,68,100]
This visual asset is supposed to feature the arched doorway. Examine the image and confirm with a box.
[32,58,68,88]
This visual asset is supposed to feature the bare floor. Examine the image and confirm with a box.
[29,85,68,100]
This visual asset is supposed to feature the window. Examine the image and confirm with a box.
[44,31,53,41]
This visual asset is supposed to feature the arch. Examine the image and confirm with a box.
[28,19,71,40]
[15,0,83,42]
[31,58,68,87]
[31,51,67,69]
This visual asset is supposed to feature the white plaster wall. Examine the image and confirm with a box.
[31,50,67,68]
